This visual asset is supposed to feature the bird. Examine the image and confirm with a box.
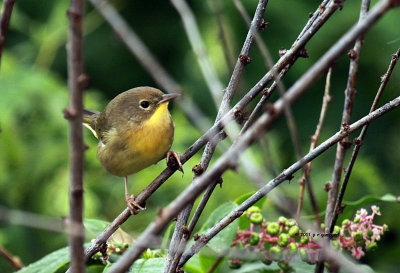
[83,86,181,214]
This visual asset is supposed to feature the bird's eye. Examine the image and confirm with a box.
[140,101,150,109]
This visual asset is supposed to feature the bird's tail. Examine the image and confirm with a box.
[83,109,100,139]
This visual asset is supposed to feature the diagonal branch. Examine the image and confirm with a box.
[328,46,400,233]
[324,0,371,227]
[165,1,269,271]
[0,0,16,68]
[81,0,348,262]
[179,95,400,266]
[106,2,398,271]
[65,0,86,272]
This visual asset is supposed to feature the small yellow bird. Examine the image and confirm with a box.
[83,86,181,213]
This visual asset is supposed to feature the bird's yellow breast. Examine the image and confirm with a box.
[97,103,174,177]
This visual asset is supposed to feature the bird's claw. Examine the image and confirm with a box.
[167,150,183,173]
[125,194,145,215]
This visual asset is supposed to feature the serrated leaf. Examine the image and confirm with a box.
[199,201,238,254]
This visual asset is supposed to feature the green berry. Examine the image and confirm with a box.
[247,206,261,214]
[354,217,360,223]
[366,242,378,252]
[267,222,280,235]
[278,216,287,224]
[299,248,308,262]
[278,233,289,247]
[288,225,299,237]
[320,223,326,231]
[278,261,292,271]
[367,230,374,238]
[333,225,341,234]
[374,206,380,212]
[249,232,260,245]
[269,246,282,261]
[249,212,263,224]
[286,218,296,227]
[288,242,298,255]
[342,219,349,226]
[383,225,389,232]
[353,231,363,242]
[300,236,309,244]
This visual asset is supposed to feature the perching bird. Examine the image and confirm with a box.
[83,86,181,213]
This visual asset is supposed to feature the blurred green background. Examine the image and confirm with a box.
[0,0,399,272]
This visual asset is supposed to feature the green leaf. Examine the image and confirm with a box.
[129,258,165,273]
[84,218,134,245]
[235,192,265,230]
[199,201,238,254]
[343,194,397,206]
[225,261,279,273]
[16,247,70,273]
[183,253,203,273]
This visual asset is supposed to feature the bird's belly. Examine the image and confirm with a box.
[97,119,174,177]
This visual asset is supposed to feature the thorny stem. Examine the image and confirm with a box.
[83,0,345,262]
[165,1,269,272]
[324,0,370,227]
[66,0,86,272]
[0,0,16,68]
[107,2,398,270]
[328,47,400,233]
[296,67,332,222]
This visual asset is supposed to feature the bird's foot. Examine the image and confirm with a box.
[167,150,183,173]
[125,194,146,215]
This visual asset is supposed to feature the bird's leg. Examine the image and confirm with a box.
[124,176,145,215]
[166,150,183,173]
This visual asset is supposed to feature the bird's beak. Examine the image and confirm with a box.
[159,93,180,104]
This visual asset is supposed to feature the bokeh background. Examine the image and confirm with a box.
[1,0,399,272]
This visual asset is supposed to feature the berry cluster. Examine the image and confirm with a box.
[229,205,386,271]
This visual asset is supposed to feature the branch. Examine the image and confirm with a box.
[82,0,364,262]
[328,46,400,233]
[0,245,23,270]
[296,67,332,222]
[324,0,371,226]
[165,1,269,271]
[66,0,85,272]
[179,95,400,266]
[105,2,398,271]
[0,0,16,68]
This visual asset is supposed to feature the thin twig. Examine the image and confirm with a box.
[82,0,347,261]
[0,245,24,270]
[179,95,400,266]
[170,0,224,105]
[296,67,332,222]
[0,0,16,68]
[324,0,371,227]
[88,0,211,133]
[66,0,86,272]
[106,3,398,270]
[328,47,400,233]
[165,1,269,272]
